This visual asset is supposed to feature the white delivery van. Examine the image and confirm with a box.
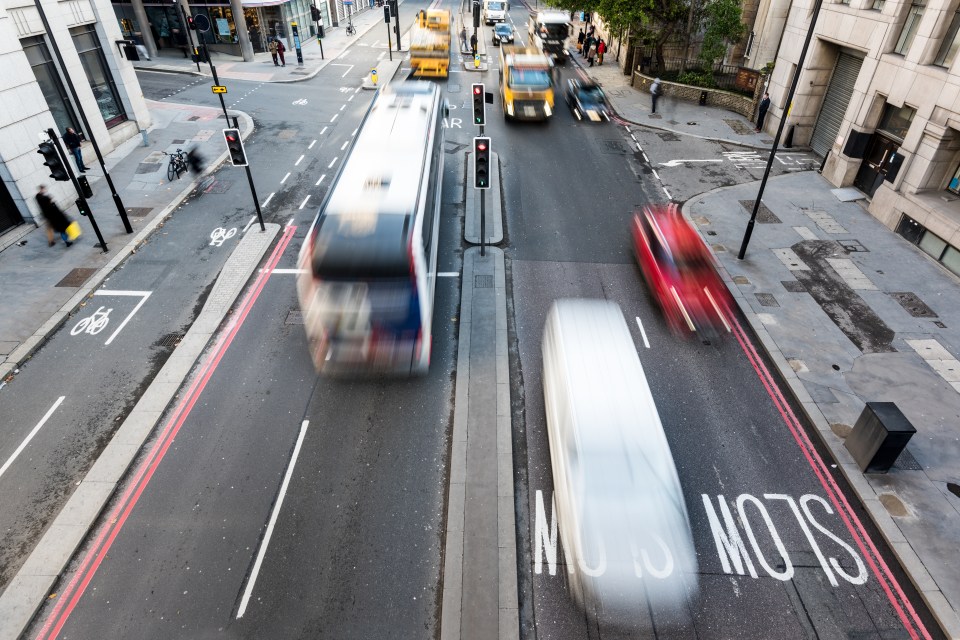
[541,299,699,620]
[483,0,508,24]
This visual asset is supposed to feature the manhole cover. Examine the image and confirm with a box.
[838,239,869,252]
[55,267,97,288]
[601,139,627,154]
[782,280,806,292]
[203,179,233,194]
[278,129,298,140]
[739,199,781,224]
[755,293,779,307]
[889,292,937,318]
[475,274,493,288]
[724,118,754,135]
[126,207,153,218]
[136,162,162,174]
[285,309,304,325]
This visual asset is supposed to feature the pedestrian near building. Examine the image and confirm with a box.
[587,41,597,66]
[460,26,467,50]
[36,185,74,248]
[756,92,771,132]
[582,35,594,58]
[276,37,286,66]
[268,38,279,65]
[470,32,477,56]
[62,128,89,173]
[650,77,662,114]
[597,39,606,65]
[577,28,584,53]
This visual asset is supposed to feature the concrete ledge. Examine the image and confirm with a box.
[0,223,280,640]
[465,152,503,245]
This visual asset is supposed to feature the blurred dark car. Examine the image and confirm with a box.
[631,203,732,337]
[565,79,610,122]
[492,23,514,45]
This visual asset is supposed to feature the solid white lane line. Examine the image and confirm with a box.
[308,139,317,149]
[0,396,66,480]
[262,192,275,207]
[340,140,349,151]
[331,113,339,122]
[280,172,291,184]
[243,216,256,233]
[295,154,305,166]
[299,194,311,210]
[236,419,310,619]
[437,272,459,277]
[635,317,651,349]
[328,157,338,168]
[315,174,326,186]
[320,126,328,135]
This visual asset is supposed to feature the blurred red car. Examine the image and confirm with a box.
[631,203,732,336]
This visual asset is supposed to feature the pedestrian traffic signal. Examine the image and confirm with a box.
[472,83,485,126]
[38,141,69,181]
[223,128,248,167]
[473,136,490,189]
[187,16,197,30]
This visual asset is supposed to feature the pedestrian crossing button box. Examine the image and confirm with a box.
[844,402,915,474]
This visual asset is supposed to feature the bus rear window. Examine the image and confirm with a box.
[312,213,411,279]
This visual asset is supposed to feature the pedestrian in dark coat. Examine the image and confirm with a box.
[582,35,595,58]
[36,185,73,247]
[63,128,89,173]
[577,28,585,53]
[756,92,771,132]
[470,32,477,56]
[650,77,662,114]
[276,37,286,66]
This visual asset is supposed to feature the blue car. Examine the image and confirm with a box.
[492,23,514,46]
[565,79,610,122]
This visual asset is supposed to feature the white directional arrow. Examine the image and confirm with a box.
[659,159,724,167]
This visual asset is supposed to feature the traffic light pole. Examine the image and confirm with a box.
[33,0,133,234]
[46,129,108,252]
[176,1,202,72]
[233,116,265,231]
[479,122,485,256]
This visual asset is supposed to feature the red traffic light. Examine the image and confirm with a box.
[477,143,487,151]
[473,86,482,95]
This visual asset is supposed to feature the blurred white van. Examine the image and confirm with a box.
[483,0,507,24]
[541,299,698,620]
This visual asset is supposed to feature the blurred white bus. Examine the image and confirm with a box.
[297,82,446,375]
[541,299,699,619]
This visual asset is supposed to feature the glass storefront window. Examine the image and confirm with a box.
[941,246,960,277]
[918,229,947,259]
[70,25,127,127]
[21,36,81,134]
[877,103,915,141]
[143,6,188,50]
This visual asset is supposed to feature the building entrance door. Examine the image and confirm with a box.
[853,134,900,198]
[0,180,24,235]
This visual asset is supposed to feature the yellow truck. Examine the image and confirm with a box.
[410,9,451,78]
[499,45,556,121]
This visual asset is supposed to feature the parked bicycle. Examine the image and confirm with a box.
[346,23,356,36]
[163,149,189,181]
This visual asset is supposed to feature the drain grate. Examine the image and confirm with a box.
[755,293,780,307]
[126,207,153,218]
[889,292,938,318]
[739,199,781,224]
[285,309,304,325]
[155,332,184,348]
[838,239,869,252]
[892,447,923,471]
[55,267,97,288]
[475,274,493,288]
[782,280,806,293]
[724,118,755,135]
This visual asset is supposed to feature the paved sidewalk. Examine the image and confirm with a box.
[0,100,252,381]
[570,25,960,638]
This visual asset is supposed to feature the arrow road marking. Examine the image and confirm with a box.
[659,159,724,168]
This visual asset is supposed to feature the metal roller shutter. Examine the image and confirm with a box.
[810,52,863,158]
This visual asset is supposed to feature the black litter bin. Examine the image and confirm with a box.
[844,402,916,473]
[699,91,707,106]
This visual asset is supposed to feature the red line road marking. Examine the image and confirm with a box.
[38,225,297,640]
[728,313,931,640]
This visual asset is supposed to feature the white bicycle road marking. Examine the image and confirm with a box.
[70,290,153,346]
[210,227,238,247]
[71,306,112,336]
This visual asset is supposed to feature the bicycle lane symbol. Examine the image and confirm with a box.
[70,290,152,346]
[210,227,237,247]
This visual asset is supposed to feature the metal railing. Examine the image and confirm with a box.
[635,49,755,96]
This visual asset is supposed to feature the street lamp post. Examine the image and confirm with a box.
[32,0,134,234]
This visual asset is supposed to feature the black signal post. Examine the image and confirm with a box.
[228,118,265,232]
[474,136,490,256]
[472,83,486,128]
[43,128,108,252]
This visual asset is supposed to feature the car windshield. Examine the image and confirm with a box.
[487,1,505,9]
[578,86,604,103]
[510,68,551,90]
[495,25,511,34]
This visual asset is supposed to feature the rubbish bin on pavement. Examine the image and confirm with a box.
[844,402,916,473]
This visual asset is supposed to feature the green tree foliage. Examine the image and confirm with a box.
[698,0,745,64]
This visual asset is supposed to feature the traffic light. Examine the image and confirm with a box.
[75,198,90,217]
[38,141,68,181]
[187,16,196,30]
[473,0,480,28]
[223,128,247,167]
[473,137,490,189]
[77,175,93,198]
[472,83,485,126]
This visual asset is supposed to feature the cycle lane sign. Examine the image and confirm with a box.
[71,290,152,346]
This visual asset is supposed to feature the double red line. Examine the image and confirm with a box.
[37,225,297,639]
[728,312,931,640]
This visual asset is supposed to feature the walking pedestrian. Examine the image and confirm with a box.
[582,34,595,58]
[587,41,597,67]
[62,127,89,173]
[577,28,585,54]
[755,91,771,132]
[650,77,662,114]
[35,185,74,248]
[268,38,279,65]
[597,39,606,65]
[275,37,286,66]
[470,32,477,56]
[460,26,467,50]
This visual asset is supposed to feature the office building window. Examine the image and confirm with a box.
[935,10,960,67]
[896,215,960,277]
[70,24,127,127]
[895,1,925,55]
[872,0,885,10]
[877,103,915,140]
[21,36,80,134]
